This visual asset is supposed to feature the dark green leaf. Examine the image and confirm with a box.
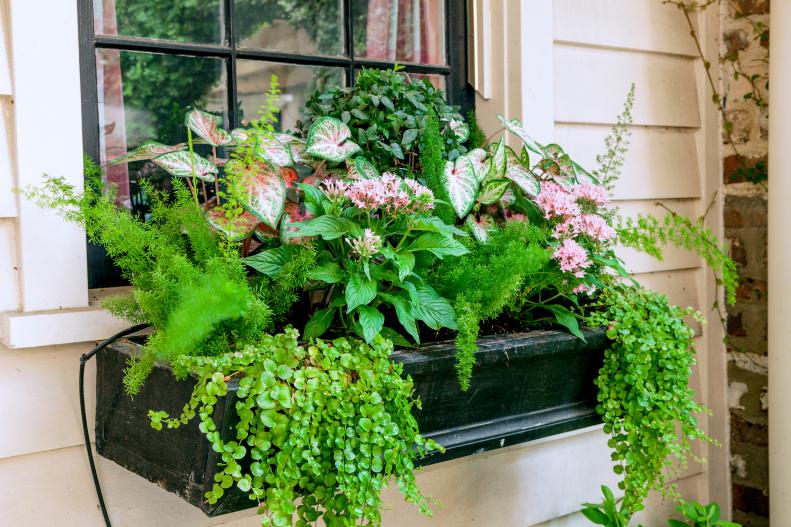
[346,274,377,312]
[357,305,385,343]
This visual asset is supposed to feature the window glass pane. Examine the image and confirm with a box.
[234,0,345,56]
[353,0,445,65]
[236,61,345,131]
[94,0,223,44]
[96,49,227,213]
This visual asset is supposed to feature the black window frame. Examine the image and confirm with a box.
[77,0,474,288]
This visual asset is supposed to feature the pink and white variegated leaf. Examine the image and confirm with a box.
[354,156,380,180]
[505,164,541,196]
[240,164,286,228]
[489,137,506,180]
[205,207,259,241]
[106,141,186,166]
[306,116,362,163]
[464,148,488,182]
[255,135,293,167]
[497,115,545,155]
[443,158,480,218]
[477,178,511,205]
[230,128,250,144]
[288,140,307,164]
[153,150,218,182]
[185,109,233,147]
[449,119,469,142]
[465,214,495,243]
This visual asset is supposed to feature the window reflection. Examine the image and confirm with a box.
[94,0,223,44]
[235,61,344,132]
[96,49,226,213]
[353,0,445,65]
[234,0,346,56]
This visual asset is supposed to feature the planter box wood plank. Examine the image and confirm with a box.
[95,328,607,516]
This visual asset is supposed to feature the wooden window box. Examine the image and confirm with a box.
[95,328,607,516]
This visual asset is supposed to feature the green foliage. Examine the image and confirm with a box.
[581,485,633,527]
[594,84,634,191]
[587,286,715,514]
[465,110,487,149]
[617,211,738,305]
[669,501,741,527]
[24,160,271,394]
[300,67,468,172]
[419,109,455,223]
[150,329,441,527]
[247,175,464,345]
[431,221,552,389]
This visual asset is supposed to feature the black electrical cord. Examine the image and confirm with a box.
[79,323,151,527]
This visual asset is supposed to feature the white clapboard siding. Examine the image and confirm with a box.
[553,0,698,57]
[634,268,702,312]
[554,124,702,201]
[0,98,16,217]
[615,199,702,273]
[0,219,17,312]
[554,45,700,128]
[0,343,92,459]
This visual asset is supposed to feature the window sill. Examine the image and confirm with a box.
[0,288,133,348]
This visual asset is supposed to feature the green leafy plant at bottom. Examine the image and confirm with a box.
[588,286,716,514]
[150,329,441,527]
[581,486,741,527]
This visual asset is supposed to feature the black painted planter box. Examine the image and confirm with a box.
[95,328,607,516]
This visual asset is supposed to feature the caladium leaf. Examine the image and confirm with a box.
[253,223,279,242]
[205,207,259,240]
[354,156,380,180]
[107,141,185,165]
[490,137,507,179]
[230,128,250,144]
[465,148,488,182]
[505,165,541,196]
[153,151,218,182]
[306,116,362,162]
[239,163,286,228]
[478,178,511,204]
[534,158,562,178]
[465,214,495,243]
[497,115,545,155]
[255,136,293,167]
[443,158,480,218]
[185,109,232,147]
[573,159,599,184]
[449,119,469,142]
[287,139,307,164]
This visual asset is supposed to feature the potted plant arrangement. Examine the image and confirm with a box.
[25,69,737,526]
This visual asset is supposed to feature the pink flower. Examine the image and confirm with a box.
[535,181,580,219]
[570,214,615,242]
[346,179,386,209]
[573,283,595,295]
[344,173,434,215]
[574,182,610,207]
[553,218,573,239]
[553,239,592,277]
[345,228,382,259]
[321,178,349,202]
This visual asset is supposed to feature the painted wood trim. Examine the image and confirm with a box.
[8,0,88,311]
[0,307,131,348]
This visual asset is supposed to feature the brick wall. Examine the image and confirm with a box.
[722,1,770,526]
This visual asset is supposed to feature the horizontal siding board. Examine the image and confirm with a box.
[553,0,698,57]
[615,199,703,273]
[554,45,700,128]
[633,268,702,312]
[554,124,701,201]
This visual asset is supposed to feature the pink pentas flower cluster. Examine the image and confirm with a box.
[554,214,615,242]
[346,228,382,259]
[574,182,610,207]
[553,239,592,278]
[535,181,580,220]
[321,178,349,202]
[344,173,434,215]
